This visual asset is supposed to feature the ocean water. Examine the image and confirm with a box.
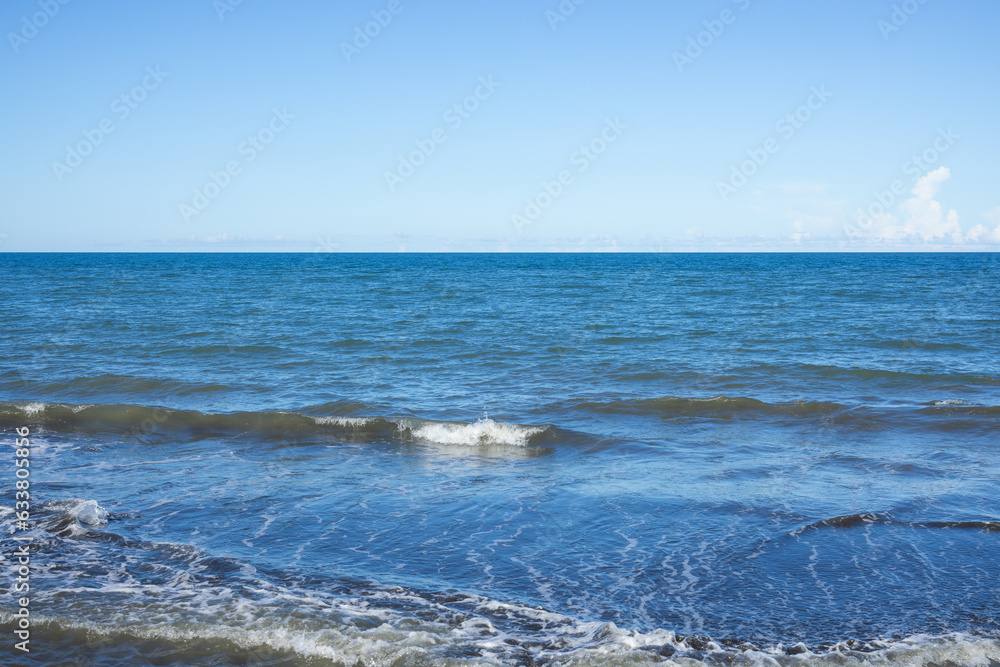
[1,252,999,666]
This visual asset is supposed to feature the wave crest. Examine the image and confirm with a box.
[406,417,546,447]
[0,401,549,448]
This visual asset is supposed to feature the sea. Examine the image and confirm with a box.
[1,252,998,666]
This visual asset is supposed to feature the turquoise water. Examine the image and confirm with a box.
[1,253,999,665]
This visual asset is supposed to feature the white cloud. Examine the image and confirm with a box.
[964,206,1000,244]
[751,182,845,238]
[790,220,812,244]
[875,167,963,243]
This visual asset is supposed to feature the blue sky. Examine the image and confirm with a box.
[1,0,998,251]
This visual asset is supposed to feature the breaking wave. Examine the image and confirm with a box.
[0,401,552,448]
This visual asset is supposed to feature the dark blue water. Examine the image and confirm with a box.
[2,253,999,666]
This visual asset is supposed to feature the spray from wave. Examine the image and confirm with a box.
[405,416,547,447]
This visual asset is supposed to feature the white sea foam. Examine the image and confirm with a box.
[411,418,545,447]
[314,416,373,427]
[15,609,1000,667]
[9,551,1000,667]
[20,401,46,415]
[67,499,109,526]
